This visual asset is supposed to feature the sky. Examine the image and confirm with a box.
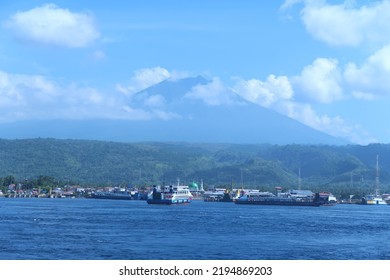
[1,0,390,144]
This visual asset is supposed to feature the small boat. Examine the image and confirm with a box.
[147,185,193,205]
[318,192,338,205]
[361,195,387,205]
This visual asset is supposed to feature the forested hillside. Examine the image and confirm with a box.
[0,139,389,197]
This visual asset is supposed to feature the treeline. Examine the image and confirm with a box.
[0,138,389,198]
[0,175,76,192]
[0,174,48,194]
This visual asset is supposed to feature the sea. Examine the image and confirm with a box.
[0,197,390,260]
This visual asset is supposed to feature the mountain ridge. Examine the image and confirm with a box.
[0,138,388,199]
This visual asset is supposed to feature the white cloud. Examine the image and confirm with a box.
[4,3,100,48]
[144,95,166,107]
[283,101,375,144]
[0,69,180,122]
[121,106,153,120]
[115,84,129,95]
[152,109,181,121]
[116,67,191,96]
[0,65,191,122]
[185,77,237,106]
[285,102,342,134]
[287,47,390,102]
[231,72,373,144]
[120,106,180,121]
[281,0,390,101]
[0,71,57,108]
[0,71,120,121]
[344,45,390,95]
[287,0,390,47]
[292,58,343,103]
[233,75,293,107]
[130,67,170,90]
[280,0,304,10]
[117,67,171,95]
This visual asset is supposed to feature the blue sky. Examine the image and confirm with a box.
[1,0,390,144]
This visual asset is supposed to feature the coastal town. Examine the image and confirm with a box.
[0,183,145,199]
[1,180,390,205]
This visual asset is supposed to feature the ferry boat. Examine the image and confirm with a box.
[235,189,323,207]
[147,185,193,205]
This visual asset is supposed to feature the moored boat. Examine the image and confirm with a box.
[89,190,133,200]
[361,155,387,205]
[235,189,323,207]
[318,192,338,205]
[147,185,193,205]
[203,189,237,202]
[361,195,387,205]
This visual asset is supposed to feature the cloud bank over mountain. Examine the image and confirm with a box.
[0,64,374,144]
[0,72,349,145]
[2,1,390,144]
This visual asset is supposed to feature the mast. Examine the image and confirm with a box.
[298,167,301,190]
[240,168,243,189]
[350,172,353,188]
[375,155,380,197]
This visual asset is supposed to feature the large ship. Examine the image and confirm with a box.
[147,184,193,205]
[235,189,323,207]
[89,189,133,200]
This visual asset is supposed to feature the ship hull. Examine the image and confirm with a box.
[361,199,387,205]
[361,195,387,205]
[147,184,193,205]
[146,198,191,205]
[89,193,133,200]
[235,200,322,207]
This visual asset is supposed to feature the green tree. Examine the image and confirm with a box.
[2,175,15,187]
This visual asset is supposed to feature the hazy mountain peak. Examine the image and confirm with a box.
[0,75,348,145]
[123,75,349,145]
[137,75,210,98]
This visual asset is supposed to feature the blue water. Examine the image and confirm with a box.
[0,197,389,260]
